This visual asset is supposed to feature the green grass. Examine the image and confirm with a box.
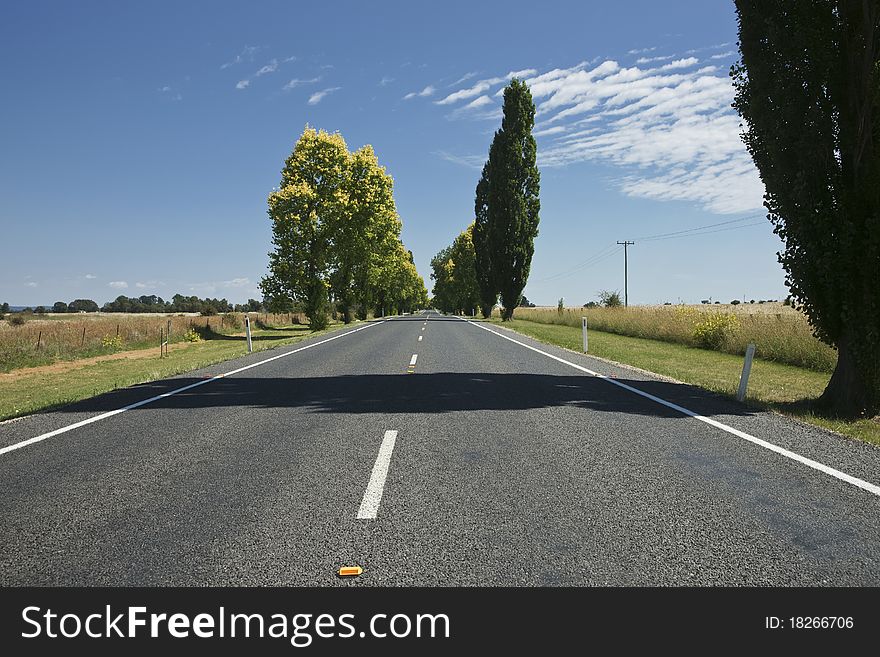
[0,322,349,421]
[487,318,880,446]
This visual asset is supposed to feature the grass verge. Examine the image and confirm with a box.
[487,318,880,447]
[0,322,351,422]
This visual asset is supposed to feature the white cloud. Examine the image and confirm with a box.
[134,280,164,289]
[435,69,538,105]
[379,76,395,86]
[108,281,128,289]
[628,46,656,55]
[636,55,674,64]
[433,45,762,214]
[450,72,478,86]
[159,86,171,92]
[25,281,38,288]
[283,55,297,63]
[236,79,250,90]
[308,87,341,104]
[255,59,278,77]
[84,274,96,279]
[283,77,320,91]
[224,277,251,287]
[533,125,567,137]
[403,85,436,100]
[710,50,736,60]
[658,57,699,71]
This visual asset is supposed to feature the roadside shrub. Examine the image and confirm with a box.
[557,298,564,314]
[8,315,26,326]
[692,312,739,350]
[101,335,123,350]
[183,328,202,342]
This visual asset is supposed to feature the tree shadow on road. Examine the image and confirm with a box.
[55,372,756,420]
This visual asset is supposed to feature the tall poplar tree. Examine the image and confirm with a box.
[484,79,541,321]
[733,0,880,418]
[473,163,497,318]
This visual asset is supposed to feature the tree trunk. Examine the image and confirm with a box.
[817,338,875,418]
[501,306,514,321]
[480,304,493,319]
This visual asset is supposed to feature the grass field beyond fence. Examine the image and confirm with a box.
[511,304,836,372]
[0,312,307,372]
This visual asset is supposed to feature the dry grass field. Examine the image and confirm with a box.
[510,303,836,372]
[0,312,307,372]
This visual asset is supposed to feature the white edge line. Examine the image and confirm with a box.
[459,317,880,498]
[0,320,389,457]
[357,429,398,519]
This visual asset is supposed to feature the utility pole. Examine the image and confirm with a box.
[617,241,635,307]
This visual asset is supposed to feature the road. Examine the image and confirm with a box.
[1,310,879,586]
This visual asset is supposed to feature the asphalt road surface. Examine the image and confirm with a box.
[1,310,879,586]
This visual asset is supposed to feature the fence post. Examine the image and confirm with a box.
[166,320,171,354]
[245,315,253,353]
[37,330,42,349]
[159,327,163,358]
[81,326,86,347]
[737,343,756,402]
[582,317,588,353]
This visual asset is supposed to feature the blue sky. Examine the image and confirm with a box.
[0,0,786,307]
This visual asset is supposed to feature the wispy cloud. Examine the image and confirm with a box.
[533,125,567,137]
[450,71,479,86]
[255,59,278,77]
[434,150,484,170]
[308,87,341,105]
[108,281,128,290]
[436,51,762,214]
[236,79,250,90]
[435,69,537,105]
[221,46,259,70]
[135,280,165,289]
[636,55,674,65]
[84,274,96,280]
[283,77,320,91]
[25,281,38,288]
[379,76,395,86]
[186,277,253,295]
[627,46,656,55]
[710,50,736,60]
[403,85,436,100]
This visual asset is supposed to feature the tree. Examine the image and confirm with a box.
[598,290,622,308]
[331,144,402,323]
[482,79,541,320]
[473,163,497,317]
[261,127,349,330]
[429,224,479,315]
[732,1,880,417]
[0,302,8,314]
[52,301,68,313]
[68,299,99,313]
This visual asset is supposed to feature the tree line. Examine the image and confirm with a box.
[2,295,267,316]
[261,127,428,330]
[431,79,541,320]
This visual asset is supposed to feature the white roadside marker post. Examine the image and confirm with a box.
[245,315,253,353]
[582,316,588,353]
[737,343,756,402]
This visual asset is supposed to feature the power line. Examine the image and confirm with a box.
[532,213,768,285]
[634,213,766,242]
